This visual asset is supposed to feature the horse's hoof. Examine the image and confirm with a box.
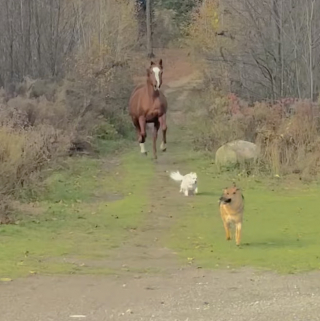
[160,143,166,152]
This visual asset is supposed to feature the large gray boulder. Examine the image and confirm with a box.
[215,140,260,169]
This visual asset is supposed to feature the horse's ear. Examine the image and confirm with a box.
[159,59,163,68]
[150,61,155,66]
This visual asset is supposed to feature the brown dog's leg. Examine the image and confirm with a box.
[153,120,160,159]
[235,222,242,246]
[223,221,231,240]
[159,115,167,152]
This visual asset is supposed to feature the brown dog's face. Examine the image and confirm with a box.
[147,59,163,91]
[220,185,241,203]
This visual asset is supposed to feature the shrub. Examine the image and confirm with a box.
[190,88,320,179]
[0,0,139,222]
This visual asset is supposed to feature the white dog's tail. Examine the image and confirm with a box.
[170,171,184,182]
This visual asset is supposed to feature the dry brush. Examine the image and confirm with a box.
[0,0,140,221]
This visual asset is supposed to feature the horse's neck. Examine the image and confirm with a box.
[146,80,159,100]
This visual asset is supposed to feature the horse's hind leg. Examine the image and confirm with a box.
[138,116,147,155]
[159,115,167,152]
[153,120,160,159]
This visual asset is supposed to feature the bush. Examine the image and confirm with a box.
[190,88,320,179]
[0,0,140,222]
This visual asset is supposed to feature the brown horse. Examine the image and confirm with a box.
[129,59,168,159]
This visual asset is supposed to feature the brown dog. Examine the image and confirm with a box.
[219,183,244,246]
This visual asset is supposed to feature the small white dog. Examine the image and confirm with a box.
[170,171,198,196]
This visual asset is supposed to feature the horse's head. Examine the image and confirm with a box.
[147,59,163,91]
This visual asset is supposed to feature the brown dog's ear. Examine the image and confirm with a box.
[159,58,163,68]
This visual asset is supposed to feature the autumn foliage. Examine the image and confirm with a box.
[185,0,320,179]
[186,0,220,52]
[0,0,140,220]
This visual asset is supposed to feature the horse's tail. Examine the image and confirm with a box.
[170,171,184,182]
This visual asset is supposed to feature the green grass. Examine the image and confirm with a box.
[0,147,154,279]
[162,83,320,274]
[166,154,320,274]
[3,100,320,278]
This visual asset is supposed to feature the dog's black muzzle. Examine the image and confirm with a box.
[219,196,232,204]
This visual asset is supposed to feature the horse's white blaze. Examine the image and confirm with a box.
[152,66,161,88]
[140,143,146,153]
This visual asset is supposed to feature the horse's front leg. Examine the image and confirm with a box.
[138,116,147,155]
[153,120,160,159]
[159,115,167,152]
[132,118,141,141]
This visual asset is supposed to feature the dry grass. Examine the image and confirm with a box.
[0,0,140,221]
[0,123,68,223]
[0,57,137,219]
[190,87,320,179]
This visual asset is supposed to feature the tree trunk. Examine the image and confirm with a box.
[273,0,283,97]
[146,0,154,58]
[136,0,146,45]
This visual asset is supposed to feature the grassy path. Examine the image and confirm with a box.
[112,65,320,275]
[3,50,320,321]
[2,50,320,281]
[0,53,203,279]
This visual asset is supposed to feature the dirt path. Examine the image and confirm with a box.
[2,51,320,321]
[99,66,203,274]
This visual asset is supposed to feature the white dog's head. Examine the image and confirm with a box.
[188,172,197,185]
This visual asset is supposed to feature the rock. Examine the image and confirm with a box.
[215,140,260,169]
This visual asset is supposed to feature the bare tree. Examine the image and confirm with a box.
[201,0,320,101]
[0,0,138,87]
[146,0,154,58]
